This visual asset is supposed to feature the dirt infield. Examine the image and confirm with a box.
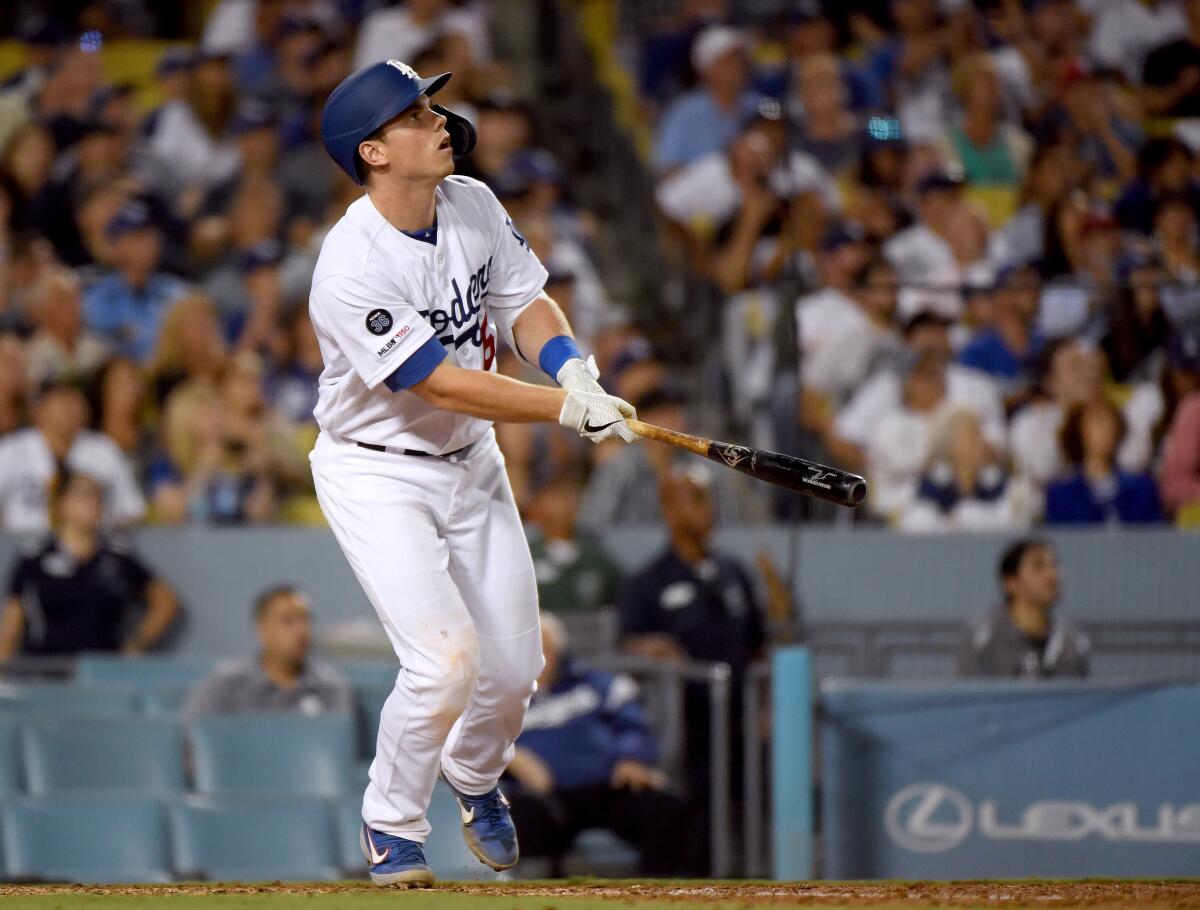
[2,880,1199,908]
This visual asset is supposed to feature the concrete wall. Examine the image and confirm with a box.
[1,526,1195,656]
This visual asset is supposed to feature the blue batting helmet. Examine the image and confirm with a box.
[320,59,476,185]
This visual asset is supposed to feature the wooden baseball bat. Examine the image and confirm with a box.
[628,419,867,508]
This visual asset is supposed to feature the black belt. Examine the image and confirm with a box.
[355,441,471,458]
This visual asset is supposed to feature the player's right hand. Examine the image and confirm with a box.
[558,389,637,444]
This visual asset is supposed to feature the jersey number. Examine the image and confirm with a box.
[481,313,496,372]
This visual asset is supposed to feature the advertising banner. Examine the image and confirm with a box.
[819,681,1200,878]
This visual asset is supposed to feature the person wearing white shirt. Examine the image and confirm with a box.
[0,381,145,535]
[354,0,491,70]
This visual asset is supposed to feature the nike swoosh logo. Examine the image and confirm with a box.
[582,419,619,433]
[459,800,475,825]
[363,825,390,865]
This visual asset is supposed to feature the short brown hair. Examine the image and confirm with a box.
[1058,399,1126,467]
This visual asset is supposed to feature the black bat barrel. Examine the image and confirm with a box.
[704,442,867,508]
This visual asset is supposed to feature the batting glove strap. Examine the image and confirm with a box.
[558,389,637,444]
[556,355,604,397]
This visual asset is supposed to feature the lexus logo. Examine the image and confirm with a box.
[885,783,973,852]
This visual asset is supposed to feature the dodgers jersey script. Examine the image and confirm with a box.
[309,174,548,451]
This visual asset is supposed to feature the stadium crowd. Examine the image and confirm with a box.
[0,0,1195,537]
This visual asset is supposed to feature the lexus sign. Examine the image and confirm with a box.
[885,783,1200,853]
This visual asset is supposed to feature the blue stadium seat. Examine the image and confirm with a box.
[0,717,21,795]
[141,686,191,716]
[336,662,398,689]
[354,683,390,758]
[334,793,367,876]
[0,681,141,716]
[1,795,173,883]
[190,714,355,796]
[23,716,185,795]
[76,655,212,689]
[172,794,339,882]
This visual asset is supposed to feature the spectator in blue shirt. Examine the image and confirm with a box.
[84,200,187,363]
[505,613,689,876]
[1046,399,1163,525]
[653,26,764,174]
[957,264,1044,394]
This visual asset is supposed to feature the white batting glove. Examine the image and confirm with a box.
[558,389,638,444]
[556,355,605,397]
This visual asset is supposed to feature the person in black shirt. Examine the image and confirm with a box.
[958,537,1090,679]
[1141,0,1200,118]
[619,462,766,873]
[0,469,180,659]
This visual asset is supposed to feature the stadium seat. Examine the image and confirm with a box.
[335,662,398,689]
[354,683,391,758]
[141,686,191,716]
[190,714,356,796]
[0,717,21,795]
[172,794,340,882]
[76,655,213,689]
[0,682,140,715]
[1,794,173,883]
[334,793,368,876]
[23,716,185,795]
[562,829,639,878]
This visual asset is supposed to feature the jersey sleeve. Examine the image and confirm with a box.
[478,186,549,310]
[310,273,438,390]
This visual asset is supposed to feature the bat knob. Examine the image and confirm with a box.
[846,480,867,507]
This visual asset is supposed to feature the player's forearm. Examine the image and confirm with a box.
[510,294,573,366]
[411,361,567,423]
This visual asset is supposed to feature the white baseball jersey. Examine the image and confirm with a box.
[309,175,549,453]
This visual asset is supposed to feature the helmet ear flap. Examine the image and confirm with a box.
[432,104,477,157]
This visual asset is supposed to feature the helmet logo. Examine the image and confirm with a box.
[387,60,418,79]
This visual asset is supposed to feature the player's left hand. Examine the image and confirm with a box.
[559,389,637,444]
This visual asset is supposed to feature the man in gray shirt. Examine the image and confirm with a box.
[182,585,354,723]
[958,538,1090,679]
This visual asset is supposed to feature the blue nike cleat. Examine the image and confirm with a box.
[360,823,435,887]
[441,775,520,871]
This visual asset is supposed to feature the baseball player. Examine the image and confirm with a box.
[310,60,637,887]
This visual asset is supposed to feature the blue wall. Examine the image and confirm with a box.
[0,527,1195,656]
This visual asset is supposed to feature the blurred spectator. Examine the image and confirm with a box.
[1045,399,1163,524]
[505,614,688,876]
[1155,193,1200,323]
[83,200,187,363]
[1115,138,1198,237]
[791,53,860,178]
[996,142,1077,269]
[149,292,228,401]
[141,50,240,208]
[457,93,532,184]
[354,0,491,71]
[181,584,352,724]
[899,408,1039,532]
[1,122,56,236]
[152,354,305,525]
[884,169,991,320]
[0,379,145,533]
[619,463,765,668]
[24,268,110,386]
[830,311,1005,475]
[91,356,151,467]
[958,538,1089,678]
[654,26,763,174]
[942,53,1030,194]
[956,263,1043,394]
[867,0,950,142]
[618,463,769,868]
[0,468,179,660]
[266,309,322,426]
[527,472,624,615]
[1140,0,1200,118]
[1158,325,1200,520]
[1101,254,1170,384]
[0,334,28,435]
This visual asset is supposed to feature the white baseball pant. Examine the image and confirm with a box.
[310,429,543,841]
